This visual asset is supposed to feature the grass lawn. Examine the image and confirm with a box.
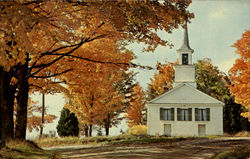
[33,135,191,148]
[0,140,59,159]
[33,131,250,148]
[212,146,250,159]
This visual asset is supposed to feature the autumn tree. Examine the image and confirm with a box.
[101,71,137,136]
[57,108,79,137]
[28,73,66,136]
[228,30,250,120]
[26,98,57,133]
[147,62,175,101]
[62,40,133,136]
[100,74,130,136]
[126,83,146,127]
[64,76,126,137]
[0,0,193,147]
[13,96,57,133]
[0,1,107,142]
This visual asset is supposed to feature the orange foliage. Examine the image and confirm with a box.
[14,98,56,132]
[228,30,250,120]
[0,1,193,72]
[0,0,193,111]
[147,62,175,100]
[0,0,193,140]
[61,38,133,128]
[126,84,146,127]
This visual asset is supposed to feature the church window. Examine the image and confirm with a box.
[195,108,210,121]
[182,54,188,65]
[177,108,192,121]
[160,108,174,121]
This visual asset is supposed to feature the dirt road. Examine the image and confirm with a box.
[49,138,250,159]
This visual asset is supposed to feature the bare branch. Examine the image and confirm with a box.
[27,41,84,79]
[47,54,153,70]
[31,68,73,79]
[29,41,58,73]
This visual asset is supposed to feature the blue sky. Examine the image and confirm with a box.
[28,1,250,138]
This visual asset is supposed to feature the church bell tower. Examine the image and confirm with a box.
[173,25,197,88]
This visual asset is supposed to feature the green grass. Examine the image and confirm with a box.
[108,136,190,145]
[212,146,250,159]
[0,140,59,159]
[34,135,195,148]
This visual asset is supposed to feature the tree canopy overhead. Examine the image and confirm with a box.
[0,0,193,146]
[0,0,194,72]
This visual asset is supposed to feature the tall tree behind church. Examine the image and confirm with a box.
[228,30,250,120]
[147,62,174,101]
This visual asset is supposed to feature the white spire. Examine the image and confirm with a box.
[177,25,194,53]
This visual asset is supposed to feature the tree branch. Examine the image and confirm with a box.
[27,36,91,78]
[29,41,58,73]
[47,54,153,70]
[31,68,73,79]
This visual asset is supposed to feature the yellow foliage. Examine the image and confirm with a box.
[128,125,147,136]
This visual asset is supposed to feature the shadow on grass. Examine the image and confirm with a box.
[0,140,59,159]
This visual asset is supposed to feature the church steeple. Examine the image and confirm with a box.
[173,24,197,88]
[177,25,194,65]
[177,25,193,52]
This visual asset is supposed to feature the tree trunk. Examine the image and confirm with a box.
[40,93,45,137]
[0,67,13,147]
[105,123,109,136]
[89,124,92,137]
[6,85,15,140]
[15,58,29,140]
[104,114,110,136]
[89,95,94,137]
[84,124,89,137]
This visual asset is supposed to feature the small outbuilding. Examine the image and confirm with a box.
[147,26,224,137]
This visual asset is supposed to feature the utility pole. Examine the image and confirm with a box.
[40,93,45,137]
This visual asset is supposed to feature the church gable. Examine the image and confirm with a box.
[148,83,223,105]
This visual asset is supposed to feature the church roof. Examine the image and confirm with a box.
[147,83,224,105]
[177,25,194,53]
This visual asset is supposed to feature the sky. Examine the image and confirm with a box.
[27,0,250,139]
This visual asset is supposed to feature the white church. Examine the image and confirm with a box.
[147,26,224,137]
